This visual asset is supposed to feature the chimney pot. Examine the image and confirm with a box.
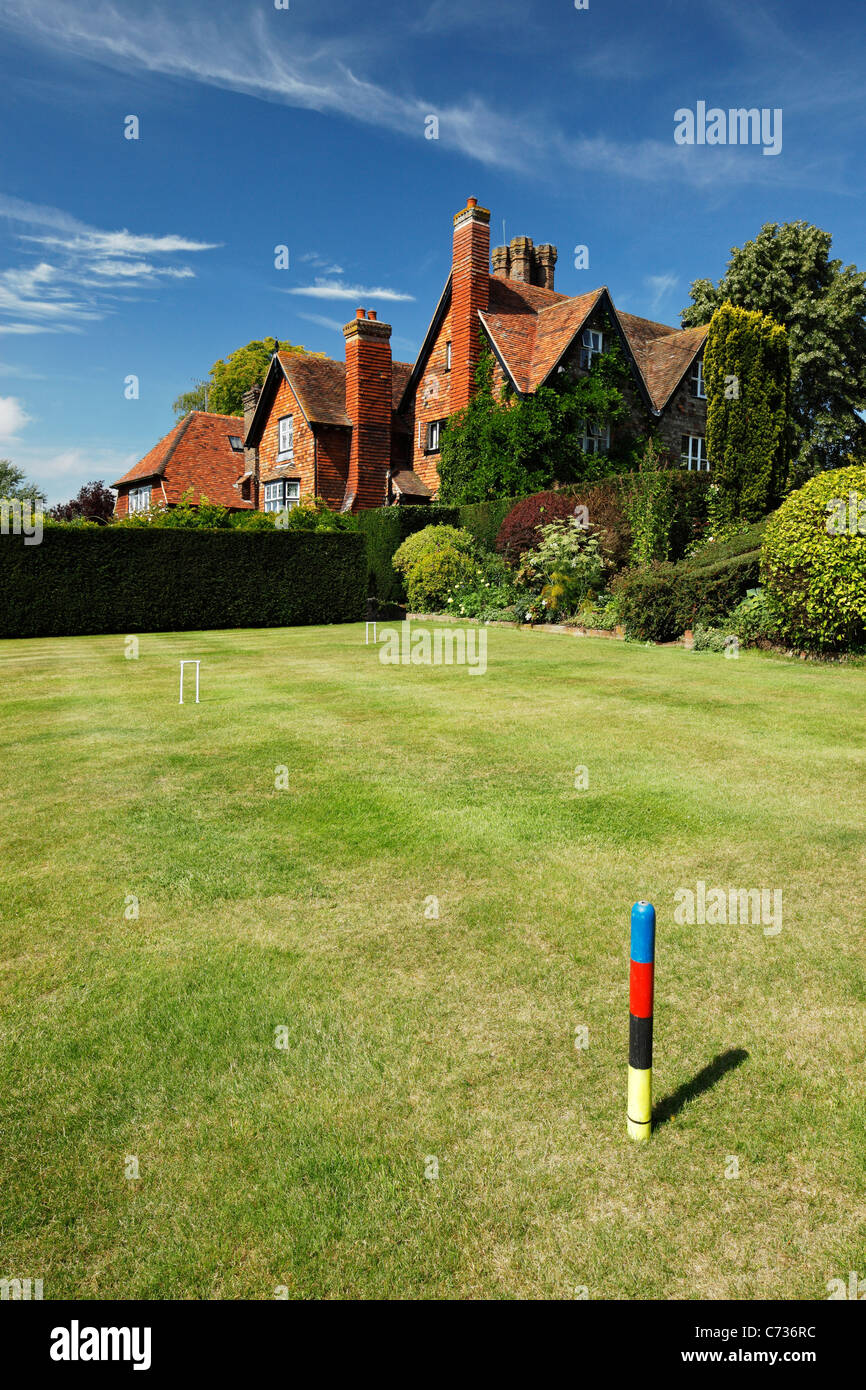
[367,309,377,320]
[467,196,477,208]
[356,307,365,318]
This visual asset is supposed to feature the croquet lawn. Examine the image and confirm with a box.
[1,624,863,1300]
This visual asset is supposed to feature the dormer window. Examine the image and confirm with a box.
[128,484,152,513]
[690,357,706,399]
[228,435,244,452]
[278,415,294,458]
[579,328,603,369]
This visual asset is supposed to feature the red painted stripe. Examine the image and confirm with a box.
[629,959,654,1018]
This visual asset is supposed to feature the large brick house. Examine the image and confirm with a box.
[118,198,710,516]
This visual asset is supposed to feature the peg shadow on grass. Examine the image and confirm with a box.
[652,1048,749,1128]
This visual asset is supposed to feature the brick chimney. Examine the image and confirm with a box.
[508,236,534,284]
[242,383,262,506]
[491,236,558,290]
[343,307,393,511]
[491,244,511,279]
[451,196,491,411]
[534,243,558,291]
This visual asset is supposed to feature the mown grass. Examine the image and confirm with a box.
[0,624,863,1300]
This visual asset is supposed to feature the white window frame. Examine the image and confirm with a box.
[445,340,452,371]
[264,479,301,512]
[277,414,294,459]
[128,485,152,513]
[579,328,604,369]
[426,419,443,454]
[682,435,709,471]
[690,357,706,399]
[580,420,610,455]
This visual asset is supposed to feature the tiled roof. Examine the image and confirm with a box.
[482,279,602,393]
[391,360,413,411]
[481,277,707,409]
[113,411,253,509]
[630,322,709,410]
[277,351,415,427]
[278,352,350,427]
[390,469,432,498]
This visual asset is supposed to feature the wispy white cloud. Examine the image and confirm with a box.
[0,193,218,334]
[0,361,45,379]
[297,311,348,335]
[645,273,678,312]
[300,253,345,276]
[0,0,811,191]
[285,279,415,303]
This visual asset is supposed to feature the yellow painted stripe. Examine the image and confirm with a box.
[627,1065,652,1141]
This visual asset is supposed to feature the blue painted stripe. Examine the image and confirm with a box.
[630,900,656,964]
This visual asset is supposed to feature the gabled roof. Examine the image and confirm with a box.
[481,279,601,393]
[627,321,709,410]
[246,350,413,445]
[113,411,254,509]
[401,269,708,416]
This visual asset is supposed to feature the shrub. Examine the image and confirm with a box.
[446,552,523,622]
[574,595,619,630]
[404,545,478,612]
[355,506,459,603]
[686,518,768,566]
[568,479,632,569]
[0,528,366,638]
[610,548,761,642]
[676,550,762,630]
[610,563,682,642]
[692,625,732,652]
[392,524,475,580]
[761,465,866,651]
[727,588,780,646]
[495,490,580,561]
[519,520,604,598]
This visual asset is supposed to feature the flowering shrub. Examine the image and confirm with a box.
[445,553,523,621]
[518,520,604,597]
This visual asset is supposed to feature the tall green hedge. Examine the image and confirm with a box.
[704,302,790,522]
[355,505,459,603]
[0,527,366,637]
[457,496,524,552]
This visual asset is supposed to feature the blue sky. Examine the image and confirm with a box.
[0,0,864,504]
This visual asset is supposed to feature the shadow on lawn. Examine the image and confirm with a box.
[653,1048,749,1128]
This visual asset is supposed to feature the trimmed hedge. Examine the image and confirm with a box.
[0,527,366,637]
[355,505,459,603]
[611,547,762,642]
[457,497,523,552]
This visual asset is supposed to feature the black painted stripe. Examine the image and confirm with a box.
[629,1012,653,1069]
